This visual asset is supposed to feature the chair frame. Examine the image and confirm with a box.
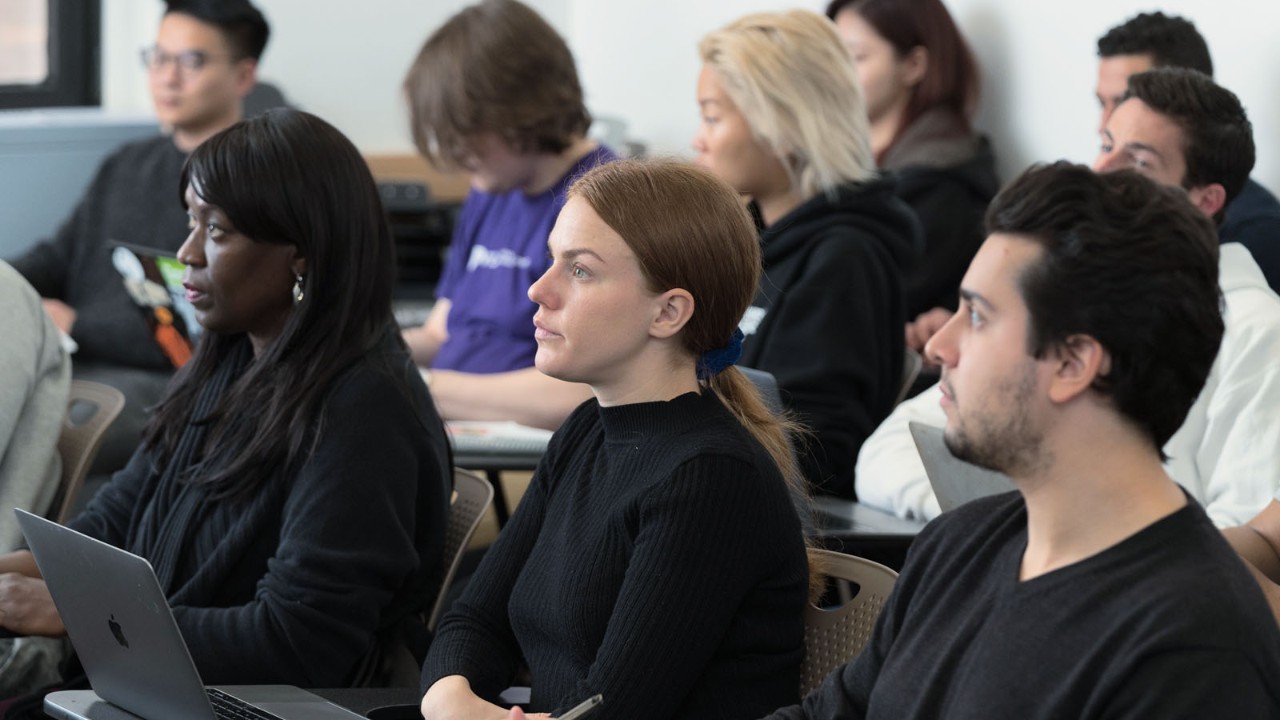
[800,548,899,696]
[426,468,495,630]
[52,380,125,524]
[353,467,495,687]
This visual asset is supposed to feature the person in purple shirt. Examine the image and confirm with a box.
[401,0,617,429]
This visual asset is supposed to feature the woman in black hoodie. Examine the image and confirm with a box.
[694,9,921,497]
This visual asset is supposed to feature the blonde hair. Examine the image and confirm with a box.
[699,10,876,198]
[570,158,824,598]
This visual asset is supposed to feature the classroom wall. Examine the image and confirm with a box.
[101,0,1280,191]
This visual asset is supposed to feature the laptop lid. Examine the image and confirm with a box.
[110,242,200,368]
[15,510,363,720]
[908,421,1016,513]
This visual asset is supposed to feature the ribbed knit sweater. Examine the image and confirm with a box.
[422,391,808,719]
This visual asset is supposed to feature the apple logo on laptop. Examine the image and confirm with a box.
[108,614,129,648]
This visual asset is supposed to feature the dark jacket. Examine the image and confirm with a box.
[880,110,999,317]
[739,178,921,497]
[68,332,452,687]
[1222,177,1280,292]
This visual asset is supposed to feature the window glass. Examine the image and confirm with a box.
[0,0,49,85]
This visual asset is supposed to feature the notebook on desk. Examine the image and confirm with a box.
[15,509,364,720]
[908,421,1016,513]
[447,421,553,456]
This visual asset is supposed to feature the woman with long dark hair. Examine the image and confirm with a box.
[0,109,451,690]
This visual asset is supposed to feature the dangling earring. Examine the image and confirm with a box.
[292,272,305,305]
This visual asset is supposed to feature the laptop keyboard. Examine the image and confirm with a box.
[207,688,284,720]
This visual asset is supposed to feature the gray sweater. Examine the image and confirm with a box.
[0,261,69,549]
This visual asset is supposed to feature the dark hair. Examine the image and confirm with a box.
[403,0,591,170]
[1123,67,1254,223]
[164,0,270,61]
[1096,11,1212,77]
[825,0,979,157]
[986,162,1223,455]
[147,108,398,498]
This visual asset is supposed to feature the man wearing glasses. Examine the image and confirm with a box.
[5,0,268,478]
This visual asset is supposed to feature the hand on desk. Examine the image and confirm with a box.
[422,675,524,720]
[0,574,65,637]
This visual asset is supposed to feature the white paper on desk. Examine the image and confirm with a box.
[446,421,553,454]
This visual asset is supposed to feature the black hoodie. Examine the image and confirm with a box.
[880,109,1000,318]
[739,177,921,498]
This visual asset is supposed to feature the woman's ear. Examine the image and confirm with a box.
[650,288,695,340]
[903,45,929,88]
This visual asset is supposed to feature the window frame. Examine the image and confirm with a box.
[0,0,101,109]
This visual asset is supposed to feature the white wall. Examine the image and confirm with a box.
[101,0,1280,190]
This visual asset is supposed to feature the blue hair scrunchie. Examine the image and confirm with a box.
[697,328,744,380]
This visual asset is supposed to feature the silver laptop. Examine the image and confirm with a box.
[908,421,1016,513]
[15,509,365,720]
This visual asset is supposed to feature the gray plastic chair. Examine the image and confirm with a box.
[52,380,125,523]
[426,468,495,630]
[800,548,899,696]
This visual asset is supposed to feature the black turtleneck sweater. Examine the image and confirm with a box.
[422,391,808,720]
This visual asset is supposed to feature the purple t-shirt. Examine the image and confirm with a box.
[432,145,618,373]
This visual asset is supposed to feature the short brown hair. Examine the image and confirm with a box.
[403,0,590,170]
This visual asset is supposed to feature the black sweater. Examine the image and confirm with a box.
[9,135,190,370]
[766,492,1280,719]
[740,179,920,498]
[422,391,808,720]
[68,333,452,687]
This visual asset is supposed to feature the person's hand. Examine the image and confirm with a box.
[421,676,511,720]
[0,574,65,637]
[41,299,77,335]
[905,307,954,358]
[507,707,551,719]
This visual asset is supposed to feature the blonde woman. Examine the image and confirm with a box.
[694,10,921,497]
[419,160,812,720]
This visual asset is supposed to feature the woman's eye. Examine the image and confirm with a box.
[571,265,588,279]
[206,223,224,238]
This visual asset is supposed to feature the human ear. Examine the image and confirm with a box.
[650,288,694,340]
[290,249,306,278]
[1187,183,1227,219]
[902,46,929,88]
[1047,334,1109,404]
[235,59,259,98]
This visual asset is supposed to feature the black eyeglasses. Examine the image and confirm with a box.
[140,46,226,74]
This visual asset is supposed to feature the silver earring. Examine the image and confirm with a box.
[292,272,305,305]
